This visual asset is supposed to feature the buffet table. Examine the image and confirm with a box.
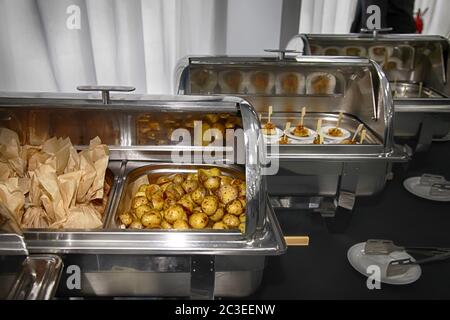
[251,141,450,299]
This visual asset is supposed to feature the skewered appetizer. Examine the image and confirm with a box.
[220,70,243,93]
[327,127,344,137]
[279,122,291,144]
[276,72,305,94]
[312,119,323,144]
[190,69,218,93]
[120,168,246,233]
[293,125,310,137]
[262,122,277,135]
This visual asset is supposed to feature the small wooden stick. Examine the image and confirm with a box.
[316,119,322,133]
[268,106,272,124]
[336,112,343,128]
[284,121,291,132]
[419,81,423,97]
[352,124,364,142]
[360,129,367,144]
[259,113,262,123]
[299,107,306,127]
[319,134,324,145]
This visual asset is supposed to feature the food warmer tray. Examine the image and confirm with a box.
[294,33,450,151]
[175,55,408,232]
[0,89,286,299]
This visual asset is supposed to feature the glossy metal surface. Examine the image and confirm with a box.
[7,255,62,300]
[296,34,450,141]
[175,55,405,201]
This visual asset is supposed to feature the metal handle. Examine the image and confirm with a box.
[7,255,63,300]
[360,27,393,38]
[77,85,135,104]
[264,49,302,60]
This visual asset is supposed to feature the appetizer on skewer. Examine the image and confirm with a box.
[261,106,277,136]
[313,119,323,145]
[341,124,364,145]
[279,122,291,145]
[327,112,344,137]
[306,72,337,95]
[292,107,310,137]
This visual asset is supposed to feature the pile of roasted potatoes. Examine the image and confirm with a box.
[119,168,246,232]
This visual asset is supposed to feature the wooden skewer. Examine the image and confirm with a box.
[352,124,364,142]
[258,113,262,123]
[299,107,306,127]
[336,112,343,128]
[319,134,324,145]
[268,106,272,124]
[419,82,423,98]
[284,121,291,132]
[360,129,367,144]
[316,119,322,133]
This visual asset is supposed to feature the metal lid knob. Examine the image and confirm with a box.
[360,27,393,38]
[77,85,136,104]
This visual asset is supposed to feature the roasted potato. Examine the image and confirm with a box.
[173,219,190,230]
[239,196,246,209]
[226,199,244,216]
[201,196,219,215]
[165,185,181,201]
[220,175,233,186]
[135,191,147,198]
[212,221,228,230]
[186,173,198,181]
[164,205,186,224]
[173,184,186,198]
[222,214,240,228]
[119,212,133,226]
[178,195,195,213]
[205,113,220,124]
[163,198,177,210]
[238,184,246,197]
[218,184,238,204]
[191,187,206,205]
[160,182,173,192]
[204,176,220,190]
[151,194,164,211]
[161,220,173,229]
[156,174,175,184]
[135,204,152,219]
[129,221,144,229]
[182,179,198,193]
[173,174,185,184]
[192,207,204,214]
[189,212,209,229]
[209,207,225,222]
[138,184,150,193]
[239,223,245,233]
[131,196,149,209]
[141,212,162,227]
[212,123,225,136]
[239,214,246,223]
[146,184,161,195]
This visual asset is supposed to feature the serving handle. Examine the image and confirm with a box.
[77,85,136,104]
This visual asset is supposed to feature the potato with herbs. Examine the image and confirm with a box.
[131,196,149,209]
[129,221,144,229]
[226,199,244,216]
[124,168,246,232]
[119,212,133,226]
[213,221,228,230]
[210,207,225,222]
[201,195,219,215]
[135,204,152,219]
[222,214,240,228]
[141,211,162,228]
[218,184,238,204]
[164,205,185,224]
[191,187,206,205]
[173,220,190,230]
[189,212,209,229]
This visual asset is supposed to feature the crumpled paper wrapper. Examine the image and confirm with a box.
[0,128,110,230]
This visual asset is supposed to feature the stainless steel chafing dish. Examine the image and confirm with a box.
[175,55,408,231]
[294,33,450,151]
[0,88,286,299]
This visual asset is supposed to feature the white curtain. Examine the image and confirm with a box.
[299,0,358,34]
[0,0,227,94]
[415,0,450,36]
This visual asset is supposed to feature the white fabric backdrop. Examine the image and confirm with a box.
[0,0,233,94]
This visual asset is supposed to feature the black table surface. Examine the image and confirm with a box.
[248,141,450,300]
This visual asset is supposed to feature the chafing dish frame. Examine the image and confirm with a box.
[0,90,286,298]
[175,55,408,232]
[296,33,450,152]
